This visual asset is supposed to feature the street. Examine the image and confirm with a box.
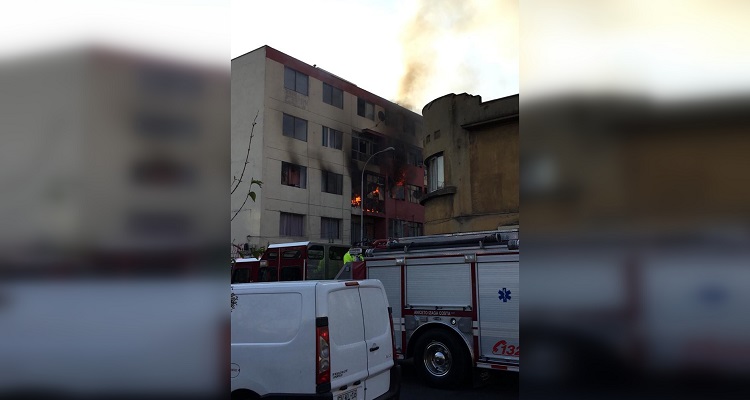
[399,359,518,400]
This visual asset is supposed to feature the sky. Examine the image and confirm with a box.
[231,0,520,113]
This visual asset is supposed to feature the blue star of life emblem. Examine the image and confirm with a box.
[498,288,511,302]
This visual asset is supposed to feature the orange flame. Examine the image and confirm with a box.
[351,195,362,207]
[371,187,381,197]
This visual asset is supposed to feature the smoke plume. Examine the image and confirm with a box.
[397,0,515,111]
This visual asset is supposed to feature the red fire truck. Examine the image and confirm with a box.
[231,241,352,283]
[354,229,520,388]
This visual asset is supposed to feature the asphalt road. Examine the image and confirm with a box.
[399,359,519,400]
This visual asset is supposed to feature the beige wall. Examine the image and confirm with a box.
[421,93,519,235]
[231,48,267,245]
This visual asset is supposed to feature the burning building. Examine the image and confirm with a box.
[232,46,425,248]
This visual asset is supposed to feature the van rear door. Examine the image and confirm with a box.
[358,282,394,400]
[325,284,368,399]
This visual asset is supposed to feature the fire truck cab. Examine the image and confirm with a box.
[231,242,352,284]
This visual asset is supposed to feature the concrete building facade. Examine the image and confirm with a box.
[232,46,424,251]
[420,93,519,235]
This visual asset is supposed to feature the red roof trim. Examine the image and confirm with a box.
[264,46,416,115]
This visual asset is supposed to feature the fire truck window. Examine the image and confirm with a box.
[267,252,278,260]
[231,268,251,283]
[328,246,348,260]
[282,250,301,259]
[308,245,324,260]
[258,267,278,282]
[280,266,302,281]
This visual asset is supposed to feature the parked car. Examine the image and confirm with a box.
[231,279,401,400]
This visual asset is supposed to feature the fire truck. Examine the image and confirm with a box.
[353,229,520,388]
[231,242,352,283]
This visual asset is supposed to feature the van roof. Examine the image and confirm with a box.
[231,279,379,290]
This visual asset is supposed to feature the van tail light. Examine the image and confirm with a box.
[388,307,397,359]
[316,317,331,393]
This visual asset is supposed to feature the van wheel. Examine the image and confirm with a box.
[414,330,469,389]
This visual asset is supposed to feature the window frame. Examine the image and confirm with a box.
[407,184,422,203]
[281,161,307,189]
[322,126,343,150]
[322,83,343,108]
[321,170,344,195]
[320,217,342,240]
[357,97,375,120]
[282,113,308,142]
[279,212,305,237]
[427,153,445,192]
[284,66,308,95]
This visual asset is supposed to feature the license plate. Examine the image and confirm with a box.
[336,388,357,400]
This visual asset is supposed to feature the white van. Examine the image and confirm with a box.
[230,279,401,400]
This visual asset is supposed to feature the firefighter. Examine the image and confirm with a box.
[343,247,363,263]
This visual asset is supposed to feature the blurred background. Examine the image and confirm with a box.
[0,1,228,398]
[521,1,750,399]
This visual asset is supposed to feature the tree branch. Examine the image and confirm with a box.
[231,110,259,195]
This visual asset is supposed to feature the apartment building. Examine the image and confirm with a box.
[232,46,424,251]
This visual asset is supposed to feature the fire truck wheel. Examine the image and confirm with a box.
[414,330,469,389]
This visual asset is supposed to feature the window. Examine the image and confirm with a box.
[389,219,423,238]
[351,132,381,163]
[425,134,430,144]
[320,217,341,240]
[357,97,374,120]
[321,171,343,195]
[433,129,441,139]
[391,185,405,200]
[329,246,348,260]
[406,147,423,167]
[280,266,302,281]
[231,268,250,284]
[363,173,385,213]
[282,250,302,259]
[407,184,422,203]
[281,162,307,188]
[405,119,416,136]
[323,83,343,108]
[308,245,324,260]
[282,113,307,141]
[427,154,445,192]
[279,212,304,237]
[322,127,343,150]
[258,267,278,282]
[284,67,308,95]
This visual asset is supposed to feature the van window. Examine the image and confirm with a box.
[258,267,278,282]
[280,266,302,281]
[231,268,251,283]
[232,293,302,343]
[327,288,365,346]
[360,287,390,340]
